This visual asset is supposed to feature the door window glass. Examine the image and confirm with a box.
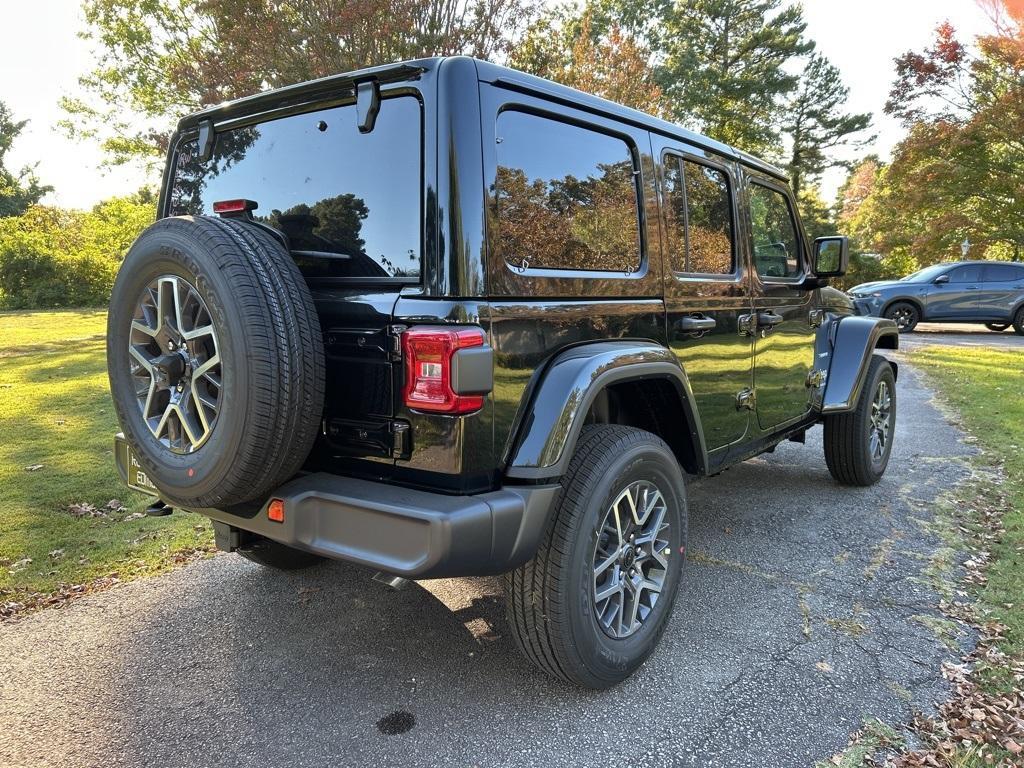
[663,156,733,275]
[948,265,982,282]
[493,110,641,272]
[982,263,1023,282]
[749,184,801,279]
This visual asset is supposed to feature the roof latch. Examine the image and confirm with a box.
[356,79,381,134]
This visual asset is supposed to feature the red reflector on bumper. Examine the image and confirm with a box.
[267,499,285,523]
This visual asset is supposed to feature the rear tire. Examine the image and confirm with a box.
[884,301,919,333]
[1013,306,1024,336]
[237,538,324,570]
[503,425,687,689]
[824,355,896,486]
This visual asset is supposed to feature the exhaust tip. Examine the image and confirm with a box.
[372,571,410,590]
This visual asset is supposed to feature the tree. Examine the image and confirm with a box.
[879,9,1024,262]
[783,53,872,197]
[0,102,52,217]
[796,186,837,243]
[658,0,813,154]
[64,0,542,166]
[511,7,664,114]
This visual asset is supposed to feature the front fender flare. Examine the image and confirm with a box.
[505,341,707,480]
[822,316,899,413]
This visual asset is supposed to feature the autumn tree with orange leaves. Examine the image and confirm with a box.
[852,1,1024,266]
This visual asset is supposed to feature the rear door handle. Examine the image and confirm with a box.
[675,315,717,332]
[757,311,784,328]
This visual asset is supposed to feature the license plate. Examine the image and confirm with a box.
[120,441,159,495]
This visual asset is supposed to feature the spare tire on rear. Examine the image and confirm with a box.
[107,215,325,508]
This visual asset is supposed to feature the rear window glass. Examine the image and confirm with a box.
[169,95,422,281]
[492,110,641,273]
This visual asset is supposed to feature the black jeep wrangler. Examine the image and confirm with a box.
[108,57,898,689]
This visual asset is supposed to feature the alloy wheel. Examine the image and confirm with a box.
[890,307,915,330]
[868,380,892,461]
[592,480,672,639]
[128,275,222,453]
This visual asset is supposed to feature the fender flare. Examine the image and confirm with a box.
[821,316,899,413]
[504,341,707,480]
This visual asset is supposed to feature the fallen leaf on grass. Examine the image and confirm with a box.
[24,464,43,472]
[105,499,126,511]
[8,558,32,573]
[48,549,64,560]
[67,502,105,518]
[122,512,145,522]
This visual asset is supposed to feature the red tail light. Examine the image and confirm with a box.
[401,327,485,414]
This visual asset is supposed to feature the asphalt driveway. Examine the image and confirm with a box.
[900,322,1024,349]
[0,363,975,768]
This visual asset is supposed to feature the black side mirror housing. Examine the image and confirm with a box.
[813,236,849,277]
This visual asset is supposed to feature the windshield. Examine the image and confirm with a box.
[900,264,948,283]
[168,95,422,282]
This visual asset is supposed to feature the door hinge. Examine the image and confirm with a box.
[387,324,407,361]
[391,421,410,459]
[736,387,756,411]
[806,368,827,389]
[809,309,825,328]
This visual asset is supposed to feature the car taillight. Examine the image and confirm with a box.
[401,327,486,414]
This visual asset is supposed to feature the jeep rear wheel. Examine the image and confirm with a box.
[503,425,687,689]
[884,302,919,333]
[107,216,325,508]
[823,355,896,486]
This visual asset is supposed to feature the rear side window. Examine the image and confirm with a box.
[169,95,422,281]
[492,110,641,273]
[982,263,1024,282]
[749,184,801,279]
[663,155,734,275]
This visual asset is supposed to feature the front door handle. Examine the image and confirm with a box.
[758,311,784,328]
[675,315,717,332]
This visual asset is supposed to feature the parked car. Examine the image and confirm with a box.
[849,260,1024,334]
[106,57,899,689]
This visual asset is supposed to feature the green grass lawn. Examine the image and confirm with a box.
[911,345,1024,663]
[0,309,213,614]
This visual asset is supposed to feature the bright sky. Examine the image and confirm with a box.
[0,0,996,209]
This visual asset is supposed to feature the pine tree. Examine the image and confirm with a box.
[658,0,813,154]
[783,53,872,197]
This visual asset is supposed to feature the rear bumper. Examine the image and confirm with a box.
[114,435,559,579]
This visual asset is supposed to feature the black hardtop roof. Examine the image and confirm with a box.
[178,56,788,182]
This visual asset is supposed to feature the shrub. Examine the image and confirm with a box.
[0,196,153,309]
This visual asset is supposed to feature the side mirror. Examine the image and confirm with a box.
[933,273,950,284]
[813,236,849,277]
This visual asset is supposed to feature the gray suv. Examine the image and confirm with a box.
[849,260,1024,334]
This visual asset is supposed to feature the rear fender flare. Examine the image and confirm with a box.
[505,341,707,480]
[822,316,899,414]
